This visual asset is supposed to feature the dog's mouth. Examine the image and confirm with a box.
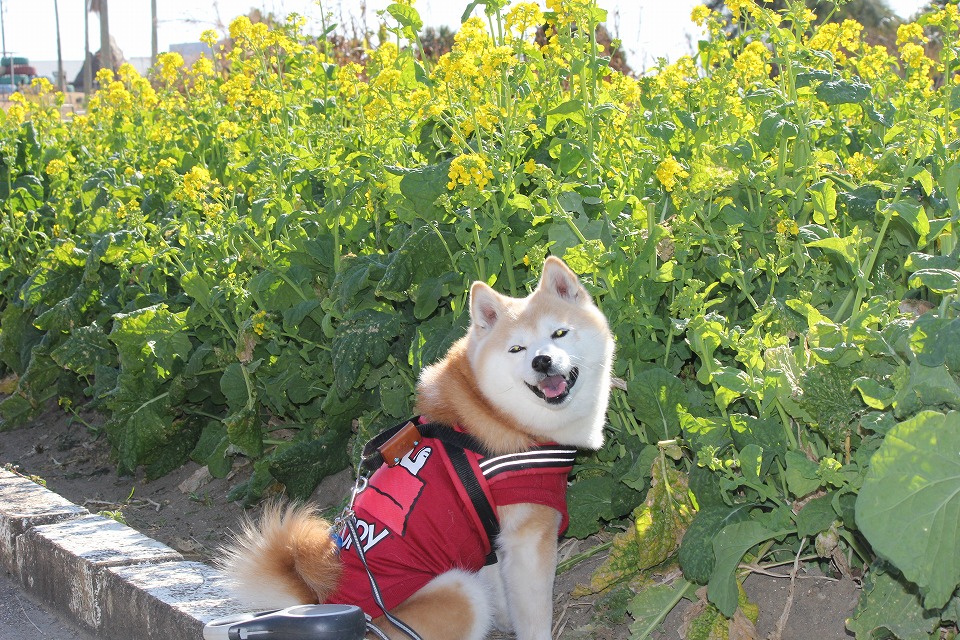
[526,367,579,405]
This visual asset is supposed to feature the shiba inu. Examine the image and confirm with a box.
[218,256,615,640]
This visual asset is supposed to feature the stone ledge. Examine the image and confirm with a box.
[0,468,89,572]
[0,468,245,639]
[101,561,239,640]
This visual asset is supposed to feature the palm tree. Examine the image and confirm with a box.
[83,0,91,95]
[54,0,66,92]
[151,0,157,65]
[89,0,112,72]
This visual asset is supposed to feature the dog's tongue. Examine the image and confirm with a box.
[539,375,568,398]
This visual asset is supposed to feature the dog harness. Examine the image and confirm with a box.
[327,417,578,618]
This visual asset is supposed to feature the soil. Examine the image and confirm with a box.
[0,403,860,639]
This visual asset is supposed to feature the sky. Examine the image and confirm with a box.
[0,0,932,73]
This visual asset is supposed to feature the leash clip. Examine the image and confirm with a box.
[348,474,368,511]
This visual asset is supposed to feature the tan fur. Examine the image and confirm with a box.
[218,503,341,609]
[415,338,539,454]
[219,257,613,640]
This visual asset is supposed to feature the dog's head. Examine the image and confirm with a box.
[465,257,614,449]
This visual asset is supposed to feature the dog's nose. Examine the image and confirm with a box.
[532,355,552,373]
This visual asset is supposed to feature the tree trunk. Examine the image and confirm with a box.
[99,0,111,72]
[54,0,66,92]
[84,0,92,94]
[151,0,158,65]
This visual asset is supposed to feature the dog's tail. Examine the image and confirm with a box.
[217,502,343,610]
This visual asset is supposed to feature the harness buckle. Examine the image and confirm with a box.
[377,421,422,467]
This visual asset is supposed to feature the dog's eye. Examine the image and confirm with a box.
[552,329,569,339]
[508,345,525,353]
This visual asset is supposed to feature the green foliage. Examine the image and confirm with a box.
[1,0,959,636]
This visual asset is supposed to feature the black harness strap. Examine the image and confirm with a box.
[358,418,501,563]
[440,440,501,565]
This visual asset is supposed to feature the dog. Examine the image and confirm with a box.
[218,256,615,640]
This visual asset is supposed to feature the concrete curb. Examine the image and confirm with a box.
[0,468,244,639]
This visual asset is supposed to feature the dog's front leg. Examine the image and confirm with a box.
[496,503,562,640]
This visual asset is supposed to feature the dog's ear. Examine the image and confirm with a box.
[538,256,587,304]
[470,281,504,331]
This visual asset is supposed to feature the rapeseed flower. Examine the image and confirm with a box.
[691,5,711,27]
[157,52,185,85]
[734,41,771,83]
[727,0,755,21]
[655,157,689,192]
[448,153,495,190]
[505,3,544,38]
[183,166,212,201]
[45,159,68,177]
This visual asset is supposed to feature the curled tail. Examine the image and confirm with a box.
[217,502,342,610]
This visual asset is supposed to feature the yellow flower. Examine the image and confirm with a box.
[45,159,68,177]
[523,159,537,174]
[896,22,927,46]
[230,16,252,41]
[655,157,689,192]
[156,51,185,84]
[690,5,711,26]
[727,0,754,21]
[448,153,495,191]
[217,120,241,139]
[200,29,220,47]
[505,3,544,37]
[900,42,927,70]
[776,219,799,235]
[183,165,212,201]
[846,152,875,182]
[734,41,771,82]
[929,4,959,27]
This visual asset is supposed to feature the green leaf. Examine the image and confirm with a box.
[707,521,790,617]
[109,304,191,378]
[386,3,423,31]
[628,368,685,441]
[816,78,871,105]
[852,376,896,410]
[856,410,960,609]
[220,363,250,412]
[758,110,799,151]
[546,99,586,134]
[729,414,786,474]
[223,407,262,458]
[891,360,960,418]
[627,579,692,639]
[888,201,930,247]
[805,235,861,276]
[377,225,453,299]
[785,450,822,497]
[679,504,752,584]
[181,270,212,308]
[795,493,838,539]
[393,160,452,215]
[50,322,113,376]
[847,561,940,640]
[332,310,404,395]
[909,268,960,294]
[566,475,616,539]
[269,427,350,500]
[108,406,175,476]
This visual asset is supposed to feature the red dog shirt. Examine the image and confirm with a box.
[327,424,577,617]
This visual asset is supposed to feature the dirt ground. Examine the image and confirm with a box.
[0,403,859,639]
